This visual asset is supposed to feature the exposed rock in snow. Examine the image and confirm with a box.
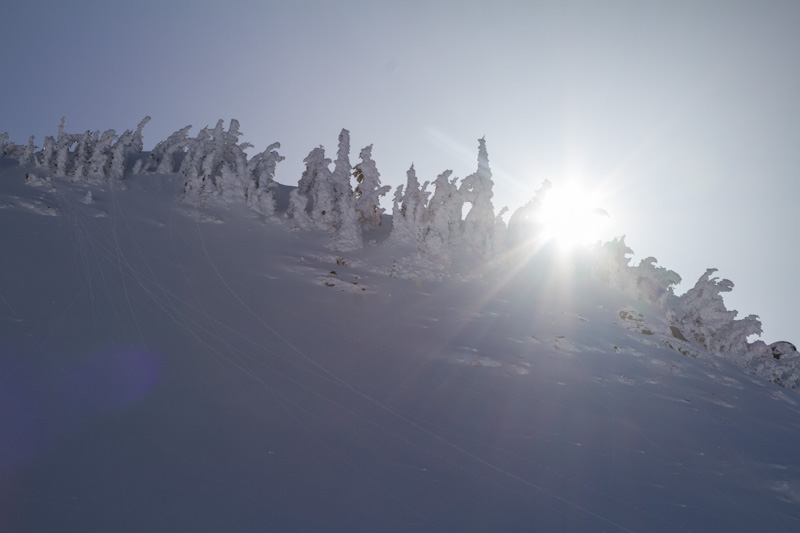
[771,341,799,360]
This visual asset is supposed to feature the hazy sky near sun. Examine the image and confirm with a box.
[2,0,799,343]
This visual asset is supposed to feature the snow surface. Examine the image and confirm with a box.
[2,158,800,532]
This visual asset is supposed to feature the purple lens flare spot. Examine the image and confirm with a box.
[0,346,163,482]
[59,347,163,415]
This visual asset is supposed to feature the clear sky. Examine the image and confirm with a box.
[2,0,798,343]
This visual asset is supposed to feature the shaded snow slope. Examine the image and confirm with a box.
[2,160,800,532]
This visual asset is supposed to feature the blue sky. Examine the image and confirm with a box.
[2,0,799,343]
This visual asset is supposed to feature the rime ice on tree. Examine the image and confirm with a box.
[460,138,497,257]
[507,179,552,247]
[298,146,335,229]
[247,142,284,217]
[148,125,193,174]
[669,269,762,357]
[353,144,391,227]
[390,164,430,244]
[2,116,799,389]
[177,119,251,199]
[0,133,12,158]
[54,117,74,178]
[329,129,362,251]
[423,169,462,256]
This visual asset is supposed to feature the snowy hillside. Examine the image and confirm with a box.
[2,126,800,531]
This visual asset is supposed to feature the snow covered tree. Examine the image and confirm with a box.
[329,129,362,251]
[390,164,430,244]
[285,130,363,247]
[147,125,192,174]
[246,142,284,216]
[390,183,405,233]
[37,135,55,170]
[18,136,37,166]
[744,341,800,388]
[287,188,313,229]
[492,206,509,254]
[591,236,634,288]
[460,138,497,257]
[301,146,335,229]
[178,120,250,198]
[631,257,682,306]
[70,131,92,180]
[34,116,152,181]
[506,179,552,248]
[180,126,211,194]
[195,119,250,198]
[668,269,762,357]
[287,146,321,227]
[87,130,116,182]
[590,237,682,307]
[52,118,79,178]
[108,129,136,180]
[219,146,250,201]
[203,120,232,192]
[0,133,10,156]
[130,116,151,154]
[353,144,390,227]
[422,169,462,255]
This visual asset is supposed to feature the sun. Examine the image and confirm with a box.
[537,182,609,248]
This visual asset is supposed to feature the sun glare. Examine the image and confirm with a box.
[538,183,609,248]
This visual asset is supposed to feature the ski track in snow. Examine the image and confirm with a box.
[44,187,445,527]
[184,226,637,532]
[190,217,635,531]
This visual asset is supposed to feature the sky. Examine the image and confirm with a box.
[2,0,799,343]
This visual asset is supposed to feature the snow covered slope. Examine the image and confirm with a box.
[2,157,800,532]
